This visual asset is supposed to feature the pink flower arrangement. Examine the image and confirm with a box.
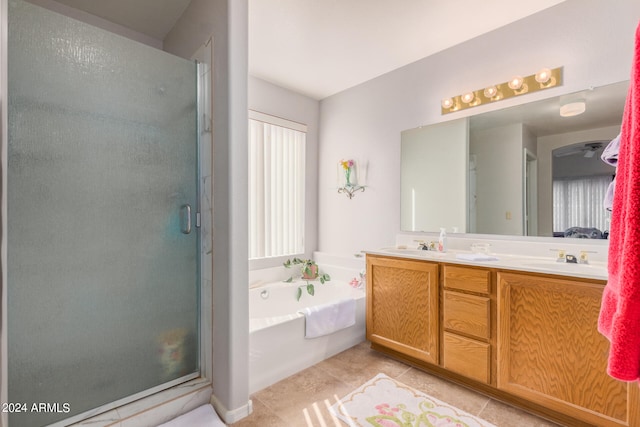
[340,159,354,170]
[349,270,366,289]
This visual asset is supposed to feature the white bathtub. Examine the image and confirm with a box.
[249,279,366,394]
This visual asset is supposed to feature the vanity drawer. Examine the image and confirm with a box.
[443,291,490,340]
[443,265,490,294]
[443,332,491,384]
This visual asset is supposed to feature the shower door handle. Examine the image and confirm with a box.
[181,204,192,234]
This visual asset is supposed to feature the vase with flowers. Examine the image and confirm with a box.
[340,159,355,187]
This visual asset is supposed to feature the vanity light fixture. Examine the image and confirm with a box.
[441,66,563,115]
[559,100,586,117]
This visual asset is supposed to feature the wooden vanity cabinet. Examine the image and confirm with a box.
[366,255,439,364]
[497,272,633,427]
[442,265,493,384]
[366,254,640,426]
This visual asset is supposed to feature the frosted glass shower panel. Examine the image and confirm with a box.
[7,1,199,425]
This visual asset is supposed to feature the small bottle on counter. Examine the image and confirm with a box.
[438,227,447,252]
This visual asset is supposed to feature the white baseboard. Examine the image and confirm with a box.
[210,394,253,424]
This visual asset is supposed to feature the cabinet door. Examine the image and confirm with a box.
[497,272,629,427]
[366,256,439,364]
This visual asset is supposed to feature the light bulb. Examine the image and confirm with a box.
[535,68,552,84]
[441,98,454,109]
[484,86,498,98]
[508,76,524,90]
[461,92,474,104]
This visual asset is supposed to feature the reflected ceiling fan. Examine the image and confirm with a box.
[552,140,607,158]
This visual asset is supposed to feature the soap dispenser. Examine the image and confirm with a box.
[438,228,447,252]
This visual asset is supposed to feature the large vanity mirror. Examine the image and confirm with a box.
[401,80,628,237]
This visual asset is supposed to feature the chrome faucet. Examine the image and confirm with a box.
[552,249,567,262]
[414,240,436,251]
[578,251,590,264]
[565,254,578,264]
[551,249,591,264]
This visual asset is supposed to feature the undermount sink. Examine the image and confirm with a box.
[383,248,425,255]
[382,248,448,258]
[520,260,607,275]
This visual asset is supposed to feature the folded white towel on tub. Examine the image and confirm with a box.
[300,297,356,339]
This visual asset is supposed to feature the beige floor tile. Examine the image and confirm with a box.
[237,342,567,427]
[397,368,491,416]
[316,341,411,388]
[252,365,352,426]
[229,399,288,427]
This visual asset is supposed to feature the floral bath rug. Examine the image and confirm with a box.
[330,373,497,427]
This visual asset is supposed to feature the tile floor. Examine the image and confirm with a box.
[231,341,562,427]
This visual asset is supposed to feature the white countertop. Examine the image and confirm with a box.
[366,247,608,281]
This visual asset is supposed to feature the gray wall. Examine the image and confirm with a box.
[553,145,616,178]
[470,123,524,235]
[165,0,250,419]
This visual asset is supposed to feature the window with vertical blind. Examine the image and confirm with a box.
[553,174,612,233]
[248,111,306,259]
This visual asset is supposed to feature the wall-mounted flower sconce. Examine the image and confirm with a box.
[441,67,562,115]
[337,159,366,199]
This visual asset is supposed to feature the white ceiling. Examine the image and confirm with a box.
[51,0,568,100]
[248,0,568,99]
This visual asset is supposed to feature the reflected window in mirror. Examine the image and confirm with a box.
[552,141,614,238]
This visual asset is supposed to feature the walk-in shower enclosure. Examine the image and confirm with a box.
[5,0,201,425]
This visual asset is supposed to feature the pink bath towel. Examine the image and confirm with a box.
[598,21,640,382]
